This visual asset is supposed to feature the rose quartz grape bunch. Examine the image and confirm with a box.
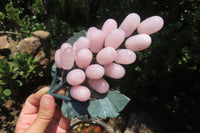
[54,13,164,102]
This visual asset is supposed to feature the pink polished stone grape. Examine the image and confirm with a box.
[70,85,91,101]
[101,19,117,38]
[104,63,125,79]
[66,69,86,86]
[86,64,105,79]
[104,29,125,49]
[88,30,105,53]
[60,43,72,52]
[60,47,75,70]
[55,49,62,68]
[115,49,136,65]
[137,16,164,35]
[88,78,109,94]
[119,13,141,37]
[96,47,117,65]
[73,37,90,54]
[125,34,151,51]
[76,48,93,68]
[86,27,98,38]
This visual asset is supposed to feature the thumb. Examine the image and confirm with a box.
[25,94,56,133]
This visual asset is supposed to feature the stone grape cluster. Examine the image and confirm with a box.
[54,13,164,102]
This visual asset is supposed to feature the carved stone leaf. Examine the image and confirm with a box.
[88,96,119,119]
[67,30,86,46]
[61,90,130,120]
[61,98,89,120]
[106,90,130,112]
[88,90,130,119]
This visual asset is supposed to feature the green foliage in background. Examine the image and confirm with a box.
[0,59,16,103]
[0,51,38,103]
[11,51,38,79]
[0,0,84,49]
[0,0,46,38]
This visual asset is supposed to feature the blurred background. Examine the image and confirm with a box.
[0,0,200,133]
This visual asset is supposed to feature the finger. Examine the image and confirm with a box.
[20,87,49,115]
[46,119,59,133]
[53,108,62,119]
[55,87,67,95]
[46,112,70,133]
[42,108,61,133]
[25,94,56,133]
[57,115,71,133]
[15,87,50,133]
[56,87,70,133]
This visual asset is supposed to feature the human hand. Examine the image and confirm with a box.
[15,87,71,133]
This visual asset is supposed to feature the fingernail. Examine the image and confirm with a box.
[42,95,51,108]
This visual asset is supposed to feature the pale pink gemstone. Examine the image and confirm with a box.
[88,30,105,53]
[60,47,75,70]
[101,19,117,38]
[70,85,91,101]
[54,49,62,68]
[96,47,117,65]
[119,13,141,37]
[60,43,72,52]
[115,49,136,65]
[76,48,93,68]
[88,78,109,94]
[73,37,90,54]
[66,69,86,86]
[104,63,125,79]
[137,16,164,35]
[125,34,152,51]
[85,64,105,79]
[104,29,125,49]
[86,27,98,38]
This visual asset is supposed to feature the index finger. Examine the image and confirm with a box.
[21,87,49,115]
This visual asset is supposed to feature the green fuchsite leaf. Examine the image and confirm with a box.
[61,90,130,120]
[67,30,86,45]
[88,94,119,119]
[61,98,89,120]
[106,90,130,112]
[88,90,130,119]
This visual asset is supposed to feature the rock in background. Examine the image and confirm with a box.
[0,30,53,77]
[0,35,18,59]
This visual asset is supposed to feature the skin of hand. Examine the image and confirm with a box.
[15,87,71,133]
